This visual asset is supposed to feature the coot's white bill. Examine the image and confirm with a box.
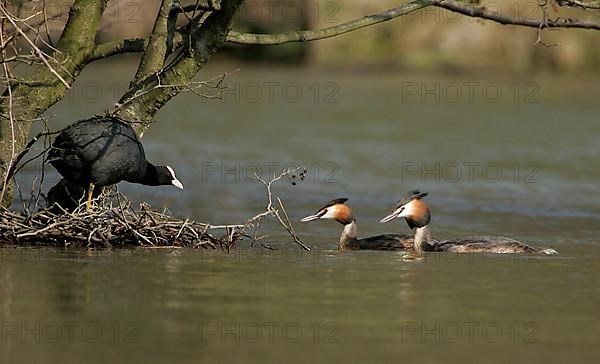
[172,178,184,190]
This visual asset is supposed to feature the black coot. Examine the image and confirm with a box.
[48,116,184,197]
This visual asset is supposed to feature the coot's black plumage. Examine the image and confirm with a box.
[48,116,183,194]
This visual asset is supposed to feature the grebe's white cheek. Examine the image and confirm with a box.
[321,206,338,219]
[397,201,415,218]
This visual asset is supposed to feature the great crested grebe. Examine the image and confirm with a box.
[380,190,558,255]
[301,198,420,251]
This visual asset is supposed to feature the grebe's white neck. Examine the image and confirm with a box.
[339,220,358,251]
[413,225,431,253]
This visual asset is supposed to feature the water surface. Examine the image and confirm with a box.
[4,59,600,362]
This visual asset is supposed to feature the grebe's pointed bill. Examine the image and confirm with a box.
[300,214,322,222]
[380,208,402,223]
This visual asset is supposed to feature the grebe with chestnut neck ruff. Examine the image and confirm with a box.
[380,190,558,255]
[301,198,424,251]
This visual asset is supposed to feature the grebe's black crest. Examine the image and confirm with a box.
[308,197,349,218]
[318,198,348,211]
[395,190,428,209]
[301,197,353,224]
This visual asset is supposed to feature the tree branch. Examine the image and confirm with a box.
[133,0,173,82]
[113,0,245,133]
[435,0,600,30]
[556,0,600,9]
[89,38,148,61]
[227,0,600,46]
[89,25,187,63]
[80,0,600,62]
[227,0,437,45]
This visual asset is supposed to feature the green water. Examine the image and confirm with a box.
[3,58,600,362]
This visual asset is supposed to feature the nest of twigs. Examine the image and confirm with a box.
[1,163,309,251]
[0,191,247,249]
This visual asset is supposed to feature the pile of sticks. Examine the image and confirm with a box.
[0,193,245,249]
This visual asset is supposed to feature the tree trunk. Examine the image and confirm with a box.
[0,0,107,206]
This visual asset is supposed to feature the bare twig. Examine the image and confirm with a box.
[275,197,310,251]
[41,0,54,48]
[114,70,233,113]
[536,0,561,47]
[241,166,310,251]
[0,3,70,87]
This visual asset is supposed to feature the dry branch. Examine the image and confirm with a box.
[240,166,310,251]
[113,70,232,116]
[0,4,69,87]
[435,0,600,30]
